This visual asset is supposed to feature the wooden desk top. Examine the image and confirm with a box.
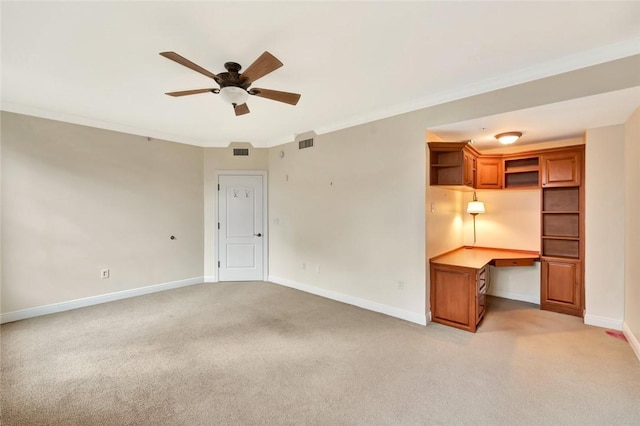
[430,247,540,269]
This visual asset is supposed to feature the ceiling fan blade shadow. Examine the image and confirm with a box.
[240,52,283,84]
[160,52,218,80]
[234,103,250,116]
[165,88,217,97]
[250,88,300,105]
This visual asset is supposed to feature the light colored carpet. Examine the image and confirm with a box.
[1,281,639,425]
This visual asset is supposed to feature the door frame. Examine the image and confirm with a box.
[215,170,268,282]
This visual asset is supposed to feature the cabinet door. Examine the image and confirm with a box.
[541,150,581,187]
[476,157,502,189]
[541,258,582,316]
[463,151,476,187]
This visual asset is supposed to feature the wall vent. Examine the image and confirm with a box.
[298,138,314,149]
[233,148,250,156]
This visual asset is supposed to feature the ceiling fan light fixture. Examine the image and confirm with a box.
[219,86,249,105]
[495,131,522,145]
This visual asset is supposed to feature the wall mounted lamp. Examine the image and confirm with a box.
[467,192,485,246]
[495,131,522,145]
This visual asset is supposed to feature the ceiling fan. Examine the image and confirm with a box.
[159,51,301,116]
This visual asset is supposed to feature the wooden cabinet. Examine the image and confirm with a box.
[428,142,479,188]
[540,146,584,317]
[430,263,486,332]
[427,143,583,192]
[429,247,539,332]
[541,150,581,187]
[541,258,582,316]
[476,157,502,189]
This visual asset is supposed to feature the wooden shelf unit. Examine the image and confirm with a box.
[540,147,584,317]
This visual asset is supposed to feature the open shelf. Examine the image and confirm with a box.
[543,214,579,238]
[543,187,579,211]
[503,156,539,188]
[542,238,580,258]
[504,171,539,188]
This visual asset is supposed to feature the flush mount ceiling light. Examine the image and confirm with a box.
[495,131,522,145]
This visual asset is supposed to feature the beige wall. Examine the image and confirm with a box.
[585,125,626,327]
[1,112,204,313]
[203,145,268,279]
[268,114,428,318]
[624,107,640,351]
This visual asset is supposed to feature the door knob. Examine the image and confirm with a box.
[254,233,262,237]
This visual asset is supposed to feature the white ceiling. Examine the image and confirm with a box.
[2,1,640,148]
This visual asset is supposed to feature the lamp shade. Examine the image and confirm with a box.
[467,201,485,214]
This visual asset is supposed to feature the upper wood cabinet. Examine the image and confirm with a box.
[428,142,479,188]
[541,149,581,187]
[428,142,584,191]
[476,157,502,189]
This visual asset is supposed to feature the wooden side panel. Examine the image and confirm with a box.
[433,267,470,325]
[430,264,476,331]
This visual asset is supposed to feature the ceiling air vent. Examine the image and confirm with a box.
[298,138,314,149]
[233,148,250,156]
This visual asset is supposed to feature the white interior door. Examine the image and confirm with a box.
[218,174,264,281]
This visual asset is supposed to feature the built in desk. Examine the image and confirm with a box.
[429,247,540,332]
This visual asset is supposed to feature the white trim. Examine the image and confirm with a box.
[0,277,204,324]
[623,322,640,362]
[268,275,427,326]
[204,275,217,282]
[584,314,624,331]
[215,170,268,282]
[488,290,540,305]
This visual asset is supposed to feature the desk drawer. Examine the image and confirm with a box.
[494,258,534,268]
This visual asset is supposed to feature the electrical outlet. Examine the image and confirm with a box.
[397,280,405,290]
[302,262,306,270]
[101,268,110,279]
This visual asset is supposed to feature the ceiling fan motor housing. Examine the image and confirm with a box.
[218,62,251,90]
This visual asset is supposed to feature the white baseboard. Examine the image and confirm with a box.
[623,322,640,362]
[268,275,427,326]
[204,275,217,282]
[488,290,540,305]
[584,313,624,330]
[1,276,205,324]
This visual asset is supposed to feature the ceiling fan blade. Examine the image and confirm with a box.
[165,88,216,97]
[249,88,301,105]
[159,52,218,80]
[240,51,283,84]
[234,103,250,116]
